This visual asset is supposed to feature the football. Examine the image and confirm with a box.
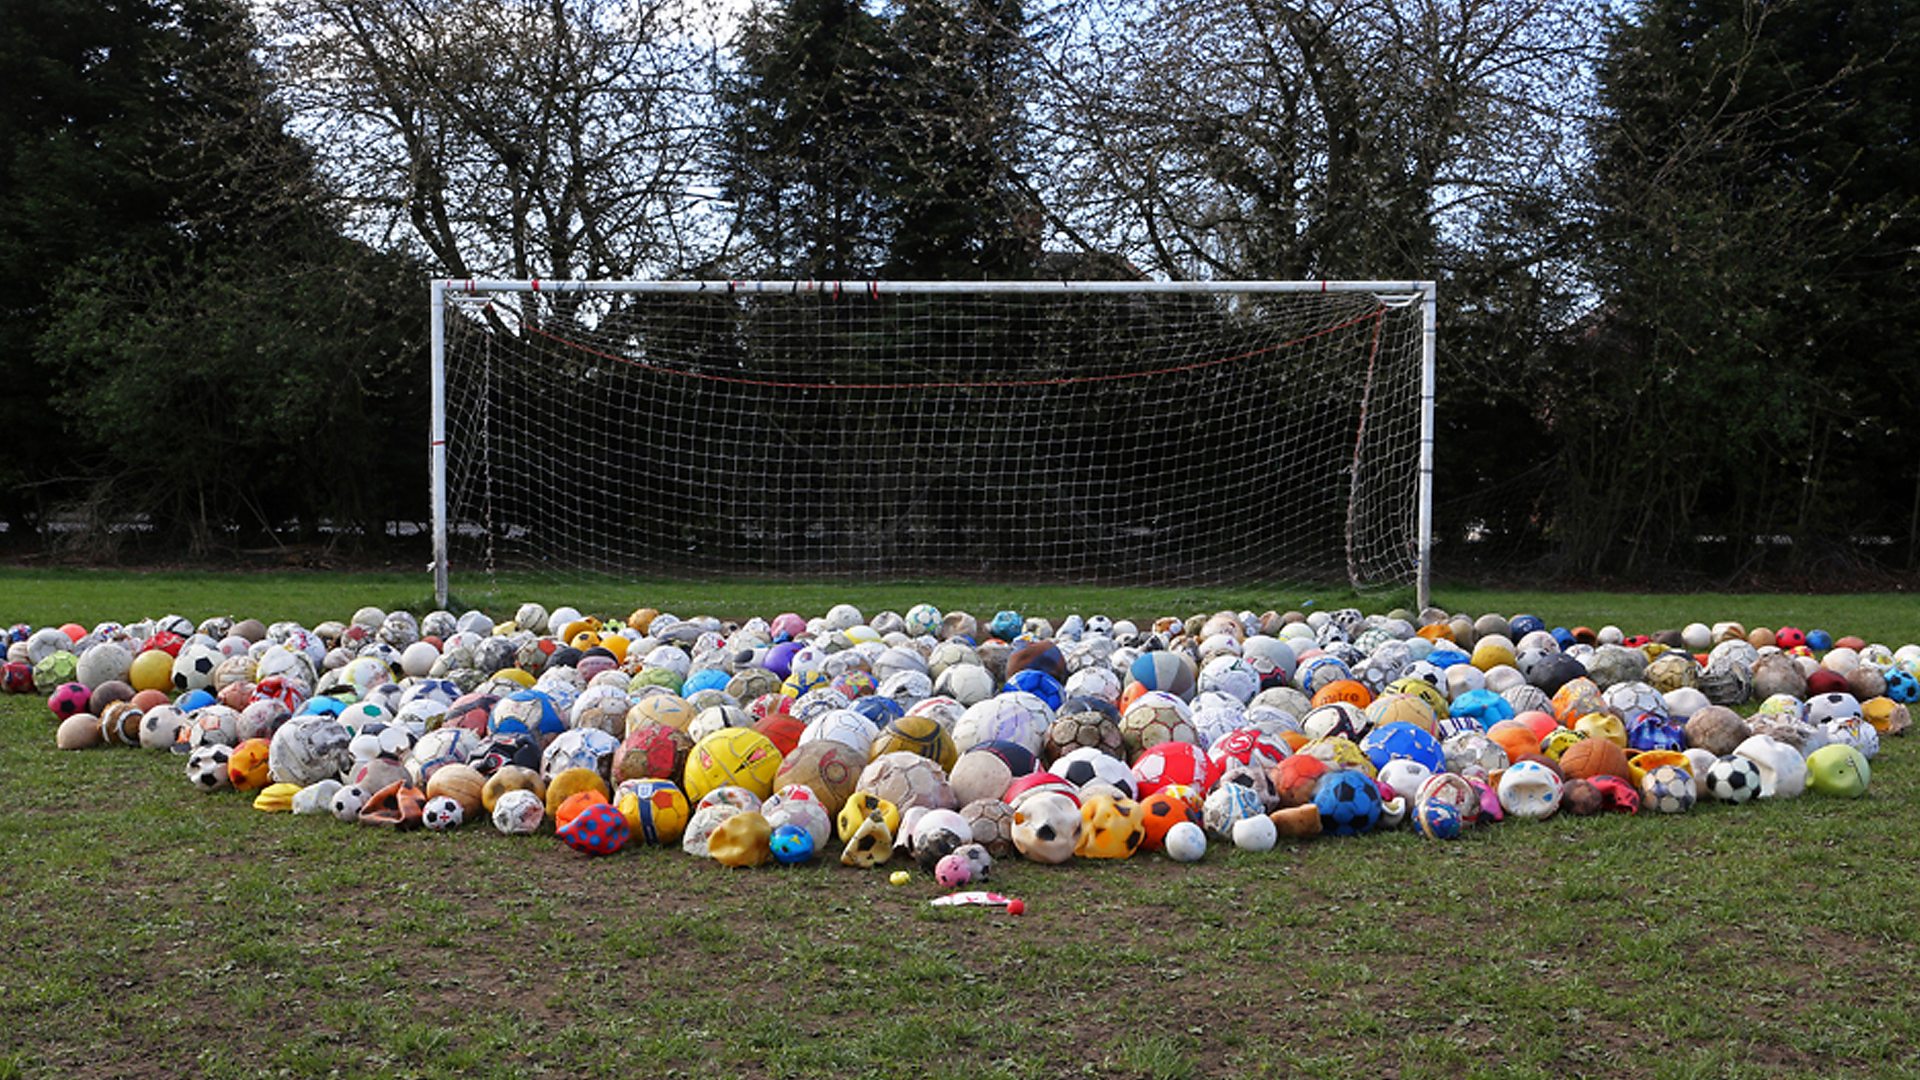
[186,744,235,791]
[171,642,222,693]
[1312,769,1383,836]
[1703,756,1761,804]
[1044,708,1125,763]
[1640,764,1697,813]
[1053,746,1137,800]
[421,795,465,830]
[1119,692,1197,757]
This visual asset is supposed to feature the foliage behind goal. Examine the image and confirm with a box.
[432,281,1433,604]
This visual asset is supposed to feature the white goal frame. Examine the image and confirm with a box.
[428,278,1436,609]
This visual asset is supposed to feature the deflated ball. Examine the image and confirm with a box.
[558,801,630,854]
[1231,813,1278,852]
[1413,799,1462,839]
[1010,791,1079,864]
[1074,794,1145,859]
[1805,743,1870,798]
[1640,764,1697,813]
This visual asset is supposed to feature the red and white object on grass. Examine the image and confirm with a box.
[930,890,1026,915]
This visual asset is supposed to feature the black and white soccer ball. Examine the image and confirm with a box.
[421,795,464,831]
[1804,692,1864,727]
[1704,756,1762,804]
[186,744,234,791]
[330,784,371,822]
[171,642,222,692]
[1051,746,1137,801]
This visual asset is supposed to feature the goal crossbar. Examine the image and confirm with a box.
[428,278,1437,611]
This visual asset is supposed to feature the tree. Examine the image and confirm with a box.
[720,0,1037,278]
[0,0,198,535]
[1565,0,1919,577]
[880,0,1036,277]
[720,0,899,277]
[1026,0,1602,572]
[265,0,719,282]
[26,0,427,557]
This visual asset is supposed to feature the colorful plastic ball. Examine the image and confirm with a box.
[1163,820,1207,862]
[558,801,630,854]
[769,823,817,864]
[1805,743,1870,798]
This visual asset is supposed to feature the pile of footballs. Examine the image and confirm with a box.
[14,603,1916,878]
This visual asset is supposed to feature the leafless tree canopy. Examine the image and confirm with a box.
[1025,0,1603,283]
[265,0,726,279]
[260,0,1606,285]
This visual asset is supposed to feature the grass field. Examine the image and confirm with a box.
[2,571,1917,1078]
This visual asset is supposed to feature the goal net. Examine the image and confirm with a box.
[432,280,1433,602]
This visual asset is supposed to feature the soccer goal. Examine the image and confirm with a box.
[429,279,1435,608]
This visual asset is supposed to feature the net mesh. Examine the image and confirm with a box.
[441,283,1426,591]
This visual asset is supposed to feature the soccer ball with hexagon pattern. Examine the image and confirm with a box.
[1053,746,1137,800]
[422,795,465,830]
[186,744,234,791]
[1120,692,1196,756]
[1640,765,1697,814]
[1703,756,1761,804]
[1885,668,1920,704]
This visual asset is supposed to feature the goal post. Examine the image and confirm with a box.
[428,278,1436,609]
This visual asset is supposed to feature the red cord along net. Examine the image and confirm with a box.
[441,286,1424,589]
